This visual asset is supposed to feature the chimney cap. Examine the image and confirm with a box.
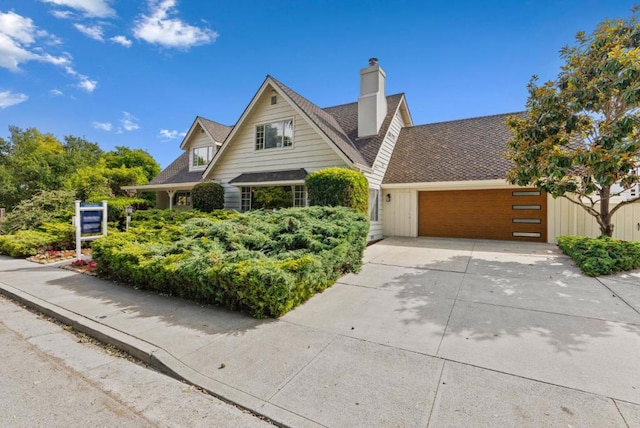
[368,57,378,66]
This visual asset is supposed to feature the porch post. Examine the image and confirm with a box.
[167,190,175,210]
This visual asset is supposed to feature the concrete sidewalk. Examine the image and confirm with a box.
[1,237,639,427]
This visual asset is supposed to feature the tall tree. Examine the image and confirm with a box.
[506,7,640,237]
[103,146,160,182]
[0,127,68,208]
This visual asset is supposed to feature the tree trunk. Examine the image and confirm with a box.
[599,186,614,237]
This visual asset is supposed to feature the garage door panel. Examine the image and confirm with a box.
[418,189,546,242]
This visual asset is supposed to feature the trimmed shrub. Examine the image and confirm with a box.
[0,230,59,257]
[92,206,369,318]
[305,167,368,216]
[192,182,224,212]
[252,186,292,209]
[557,235,640,276]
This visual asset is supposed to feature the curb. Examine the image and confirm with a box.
[0,282,301,428]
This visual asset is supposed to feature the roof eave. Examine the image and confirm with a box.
[121,182,203,191]
[381,179,513,190]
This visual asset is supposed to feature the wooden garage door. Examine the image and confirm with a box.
[418,189,547,242]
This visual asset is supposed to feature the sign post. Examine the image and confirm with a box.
[74,200,108,260]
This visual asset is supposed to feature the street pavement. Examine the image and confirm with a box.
[0,237,639,427]
[0,295,272,427]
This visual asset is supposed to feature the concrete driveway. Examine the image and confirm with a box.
[281,237,640,427]
[1,237,639,427]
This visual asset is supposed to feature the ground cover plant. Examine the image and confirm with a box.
[557,235,640,276]
[92,206,369,318]
[0,190,150,257]
[0,190,76,257]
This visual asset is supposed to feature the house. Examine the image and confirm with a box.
[125,59,640,243]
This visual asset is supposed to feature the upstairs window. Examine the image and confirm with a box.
[192,146,213,168]
[255,119,293,150]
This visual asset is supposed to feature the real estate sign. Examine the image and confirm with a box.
[74,200,108,260]
[80,203,103,234]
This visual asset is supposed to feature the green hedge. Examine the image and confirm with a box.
[192,182,225,212]
[0,230,60,257]
[305,167,368,216]
[557,235,640,276]
[92,206,368,318]
[0,221,76,258]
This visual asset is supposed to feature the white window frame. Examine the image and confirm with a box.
[293,185,307,207]
[191,145,213,170]
[174,191,192,207]
[255,119,294,151]
[369,189,379,222]
[241,187,252,212]
[240,185,307,211]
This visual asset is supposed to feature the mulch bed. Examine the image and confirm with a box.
[28,248,92,264]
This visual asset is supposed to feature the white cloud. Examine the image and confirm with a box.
[73,23,104,41]
[93,121,112,131]
[121,111,140,131]
[110,35,132,47]
[41,0,116,18]
[0,90,28,108]
[51,10,74,19]
[63,65,98,93]
[78,76,97,92]
[159,129,186,140]
[0,11,72,72]
[49,89,64,96]
[134,0,218,49]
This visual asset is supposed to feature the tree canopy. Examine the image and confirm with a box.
[506,7,640,237]
[103,146,160,182]
[0,126,160,210]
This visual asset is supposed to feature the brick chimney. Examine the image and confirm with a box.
[358,58,387,137]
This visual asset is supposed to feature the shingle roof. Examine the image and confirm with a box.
[383,112,526,184]
[199,117,232,142]
[269,77,369,167]
[151,117,231,186]
[229,168,307,184]
[149,151,204,185]
[323,93,404,166]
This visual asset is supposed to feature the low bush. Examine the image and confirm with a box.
[252,186,293,209]
[305,167,368,216]
[92,206,368,318]
[192,182,225,212]
[557,235,640,276]
[0,230,60,257]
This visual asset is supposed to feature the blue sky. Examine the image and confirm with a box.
[0,1,636,168]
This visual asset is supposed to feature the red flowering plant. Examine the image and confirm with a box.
[70,259,98,273]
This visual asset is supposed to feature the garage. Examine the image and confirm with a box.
[418,188,547,242]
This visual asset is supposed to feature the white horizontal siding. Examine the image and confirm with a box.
[207,88,348,210]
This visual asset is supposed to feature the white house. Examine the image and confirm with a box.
[125,59,640,242]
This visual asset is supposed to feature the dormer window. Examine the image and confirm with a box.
[192,146,213,169]
[255,119,293,151]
